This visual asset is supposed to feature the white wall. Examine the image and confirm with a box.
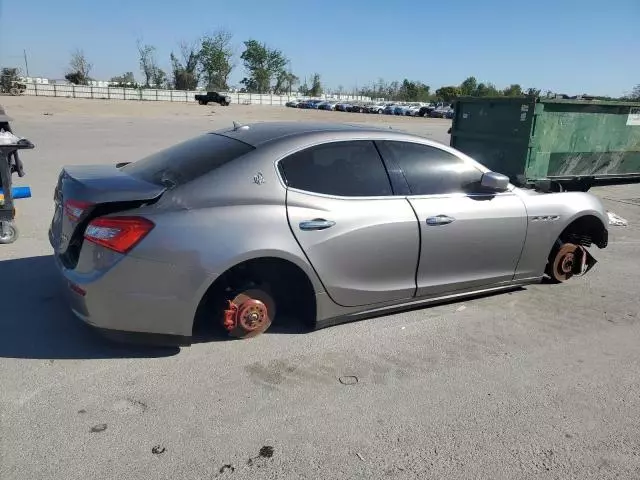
[23,83,371,105]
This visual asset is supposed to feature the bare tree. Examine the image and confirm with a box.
[137,41,156,87]
[136,40,167,88]
[65,49,92,85]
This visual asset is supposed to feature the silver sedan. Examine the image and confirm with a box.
[49,122,609,344]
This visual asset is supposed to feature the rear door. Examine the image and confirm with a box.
[376,140,527,297]
[281,140,420,307]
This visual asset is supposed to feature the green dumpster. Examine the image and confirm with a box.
[450,97,640,190]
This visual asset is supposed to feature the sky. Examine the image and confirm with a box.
[1,0,638,97]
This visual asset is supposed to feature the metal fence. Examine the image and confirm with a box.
[20,83,371,106]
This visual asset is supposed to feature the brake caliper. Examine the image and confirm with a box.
[223,300,238,331]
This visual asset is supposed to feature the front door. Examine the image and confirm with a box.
[280,140,420,307]
[376,140,527,297]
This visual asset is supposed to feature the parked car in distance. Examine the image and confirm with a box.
[49,121,609,345]
[367,103,386,114]
[348,103,366,113]
[194,91,231,106]
[335,102,352,112]
[418,104,436,117]
[317,101,338,111]
[383,104,397,115]
[394,104,413,116]
[430,105,451,118]
[406,104,425,116]
[299,99,321,109]
[286,99,303,107]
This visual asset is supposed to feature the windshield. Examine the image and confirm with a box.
[121,133,254,187]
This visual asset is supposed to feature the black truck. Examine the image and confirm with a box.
[194,91,231,106]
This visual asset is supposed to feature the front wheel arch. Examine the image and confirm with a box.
[544,214,607,282]
[557,214,608,249]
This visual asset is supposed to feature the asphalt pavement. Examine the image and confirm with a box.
[1,98,639,479]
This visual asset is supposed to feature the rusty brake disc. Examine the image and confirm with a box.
[223,289,275,339]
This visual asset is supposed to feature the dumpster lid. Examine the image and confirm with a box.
[539,98,640,107]
[453,96,640,108]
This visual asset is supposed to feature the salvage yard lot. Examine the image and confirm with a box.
[1,96,639,480]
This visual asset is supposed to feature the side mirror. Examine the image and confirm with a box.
[480,171,510,192]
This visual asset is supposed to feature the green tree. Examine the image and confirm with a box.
[199,30,234,91]
[399,79,431,101]
[273,70,298,95]
[308,73,322,96]
[459,76,477,96]
[474,82,500,97]
[435,86,462,101]
[152,68,168,89]
[240,39,287,93]
[502,84,523,96]
[0,67,20,93]
[629,84,640,100]
[170,41,199,90]
[525,87,541,98]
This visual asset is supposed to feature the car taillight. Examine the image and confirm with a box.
[64,199,92,222]
[84,216,154,254]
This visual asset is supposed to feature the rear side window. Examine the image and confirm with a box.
[122,133,253,187]
[377,141,483,195]
[279,140,392,197]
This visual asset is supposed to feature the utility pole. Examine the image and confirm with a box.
[23,49,29,77]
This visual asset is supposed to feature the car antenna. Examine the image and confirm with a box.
[232,121,249,131]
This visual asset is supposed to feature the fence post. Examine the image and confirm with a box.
[155,89,158,101]
[170,90,173,102]
[123,87,126,100]
[53,83,57,97]
[107,87,111,100]
[34,83,38,97]
[90,85,94,99]
[139,88,142,101]
[72,85,76,98]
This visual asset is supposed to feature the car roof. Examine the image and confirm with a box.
[213,121,396,147]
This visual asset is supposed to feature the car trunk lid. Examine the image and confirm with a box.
[50,164,165,267]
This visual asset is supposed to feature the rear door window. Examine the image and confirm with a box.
[122,133,254,187]
[279,140,392,197]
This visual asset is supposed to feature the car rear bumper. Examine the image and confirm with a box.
[52,252,207,344]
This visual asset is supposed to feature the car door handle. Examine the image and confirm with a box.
[426,215,455,226]
[299,219,336,231]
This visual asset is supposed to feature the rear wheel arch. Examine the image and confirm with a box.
[193,256,318,336]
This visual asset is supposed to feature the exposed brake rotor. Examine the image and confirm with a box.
[223,289,275,339]
[548,242,597,282]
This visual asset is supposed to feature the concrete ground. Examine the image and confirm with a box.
[1,96,639,480]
